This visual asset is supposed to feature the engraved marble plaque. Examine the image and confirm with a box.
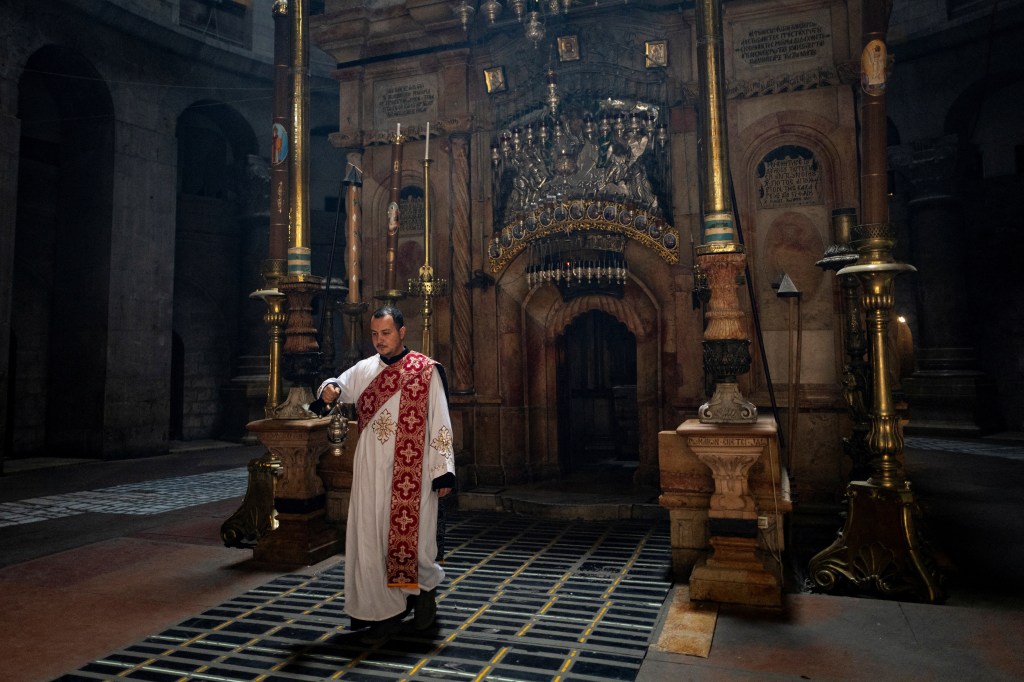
[733,11,832,77]
[374,75,438,129]
[757,146,822,209]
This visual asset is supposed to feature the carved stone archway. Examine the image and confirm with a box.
[519,256,663,486]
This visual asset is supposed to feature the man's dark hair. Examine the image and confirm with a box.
[372,305,405,329]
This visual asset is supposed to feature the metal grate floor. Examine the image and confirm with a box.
[54,511,672,682]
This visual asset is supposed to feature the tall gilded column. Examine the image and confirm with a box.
[808,0,943,603]
[253,0,293,416]
[277,0,323,414]
[449,133,474,394]
[694,0,756,424]
[674,0,785,608]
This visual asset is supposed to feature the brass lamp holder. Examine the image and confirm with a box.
[808,223,944,603]
[406,154,448,357]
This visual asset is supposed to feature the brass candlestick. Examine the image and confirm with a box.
[808,222,943,602]
[407,149,448,357]
[817,208,871,479]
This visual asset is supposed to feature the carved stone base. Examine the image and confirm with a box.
[247,417,342,565]
[699,381,758,424]
[808,480,944,603]
[689,536,782,607]
[655,419,790,577]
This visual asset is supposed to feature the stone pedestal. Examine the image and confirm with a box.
[689,536,783,606]
[248,417,341,565]
[660,417,788,607]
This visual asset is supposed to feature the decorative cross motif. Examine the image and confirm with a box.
[372,409,396,445]
[431,426,453,457]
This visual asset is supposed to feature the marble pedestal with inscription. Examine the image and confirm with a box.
[660,417,788,607]
[248,418,341,565]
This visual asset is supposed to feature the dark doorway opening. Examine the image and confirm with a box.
[556,310,639,478]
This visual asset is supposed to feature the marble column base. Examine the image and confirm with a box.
[689,536,782,607]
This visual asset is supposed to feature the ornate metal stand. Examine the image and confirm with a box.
[817,208,872,479]
[221,455,282,547]
[808,223,944,603]
[407,154,448,356]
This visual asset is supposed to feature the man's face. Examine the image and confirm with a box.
[371,314,406,359]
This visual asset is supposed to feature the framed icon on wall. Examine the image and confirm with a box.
[557,35,580,62]
[645,40,668,68]
[484,66,507,94]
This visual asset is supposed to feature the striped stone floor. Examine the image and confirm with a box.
[54,512,672,682]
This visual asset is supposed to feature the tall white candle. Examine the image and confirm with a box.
[425,121,430,160]
[397,122,401,137]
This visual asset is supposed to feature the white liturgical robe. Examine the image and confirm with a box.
[318,350,456,622]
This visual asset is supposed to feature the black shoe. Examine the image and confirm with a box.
[359,615,403,645]
[413,588,437,630]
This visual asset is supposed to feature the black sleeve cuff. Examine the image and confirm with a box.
[432,472,456,491]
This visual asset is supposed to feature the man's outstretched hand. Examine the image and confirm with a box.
[321,383,341,403]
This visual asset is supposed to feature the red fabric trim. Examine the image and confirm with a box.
[356,352,436,587]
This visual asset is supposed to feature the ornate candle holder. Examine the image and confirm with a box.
[817,208,871,479]
[808,222,943,603]
[407,153,448,357]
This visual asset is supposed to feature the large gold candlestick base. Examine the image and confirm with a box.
[808,225,944,603]
[808,480,942,602]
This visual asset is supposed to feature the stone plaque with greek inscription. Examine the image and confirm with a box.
[688,437,769,447]
[757,146,822,209]
[399,196,424,236]
[732,10,832,78]
[374,75,438,130]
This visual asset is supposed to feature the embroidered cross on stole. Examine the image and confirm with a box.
[357,352,436,588]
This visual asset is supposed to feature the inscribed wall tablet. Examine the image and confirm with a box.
[732,10,833,79]
[757,145,822,209]
[374,75,439,130]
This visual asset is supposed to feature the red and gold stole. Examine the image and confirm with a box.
[356,352,436,588]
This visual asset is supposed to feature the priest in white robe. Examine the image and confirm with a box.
[316,306,456,641]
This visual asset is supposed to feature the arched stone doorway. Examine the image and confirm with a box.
[12,46,114,457]
[556,310,638,477]
[520,264,663,487]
